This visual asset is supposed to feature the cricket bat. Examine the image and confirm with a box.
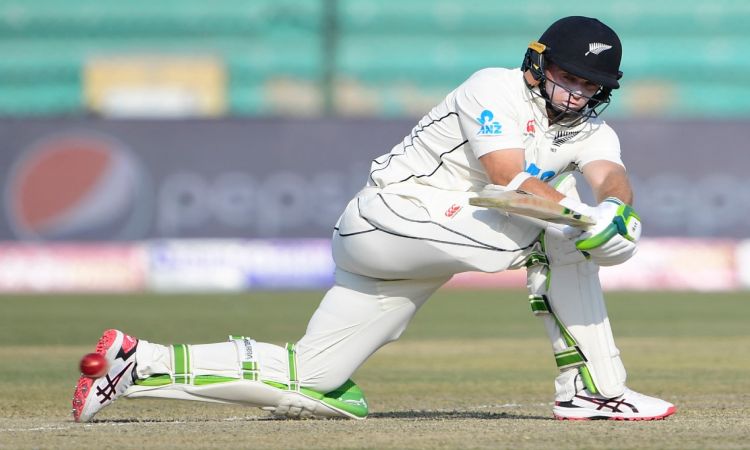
[469,189,596,228]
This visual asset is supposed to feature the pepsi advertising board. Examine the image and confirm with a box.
[1,118,748,241]
[4,132,152,241]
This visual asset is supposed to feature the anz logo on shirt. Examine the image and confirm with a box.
[475,110,502,135]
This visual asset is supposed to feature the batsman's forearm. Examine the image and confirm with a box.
[595,173,633,204]
[517,177,565,202]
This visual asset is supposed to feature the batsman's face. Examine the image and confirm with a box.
[544,64,601,112]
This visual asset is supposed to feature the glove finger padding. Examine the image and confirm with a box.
[585,234,637,266]
[574,199,641,267]
[576,200,642,251]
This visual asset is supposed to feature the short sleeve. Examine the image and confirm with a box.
[454,69,525,159]
[576,123,625,169]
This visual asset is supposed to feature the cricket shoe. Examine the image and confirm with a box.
[72,329,139,422]
[553,387,676,421]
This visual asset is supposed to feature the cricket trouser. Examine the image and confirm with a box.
[128,183,538,407]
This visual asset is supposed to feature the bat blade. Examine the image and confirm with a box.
[469,189,596,228]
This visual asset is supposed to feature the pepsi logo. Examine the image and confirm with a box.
[5,132,152,240]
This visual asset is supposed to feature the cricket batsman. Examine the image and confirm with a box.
[73,16,676,422]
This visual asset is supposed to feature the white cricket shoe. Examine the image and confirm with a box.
[72,329,139,422]
[553,387,676,421]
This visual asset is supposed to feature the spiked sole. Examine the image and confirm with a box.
[554,405,677,421]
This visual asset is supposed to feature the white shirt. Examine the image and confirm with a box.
[367,68,623,192]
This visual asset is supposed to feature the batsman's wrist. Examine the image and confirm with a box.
[602,196,624,206]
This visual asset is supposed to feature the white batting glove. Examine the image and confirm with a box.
[570,197,642,266]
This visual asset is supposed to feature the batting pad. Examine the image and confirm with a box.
[124,339,368,419]
[527,238,627,400]
[124,378,364,419]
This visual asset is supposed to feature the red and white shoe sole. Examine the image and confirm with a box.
[71,330,119,422]
[554,405,677,421]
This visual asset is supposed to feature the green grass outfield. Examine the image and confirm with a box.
[1,290,748,450]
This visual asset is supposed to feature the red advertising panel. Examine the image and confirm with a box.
[0,243,147,292]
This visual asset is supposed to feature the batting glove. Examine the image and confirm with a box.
[567,197,642,266]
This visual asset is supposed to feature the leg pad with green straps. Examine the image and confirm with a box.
[526,230,627,400]
[124,339,368,419]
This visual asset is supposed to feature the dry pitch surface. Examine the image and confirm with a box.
[1,290,749,449]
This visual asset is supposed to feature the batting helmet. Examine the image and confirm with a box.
[521,16,623,124]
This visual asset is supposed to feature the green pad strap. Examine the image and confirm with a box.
[555,346,586,370]
[230,335,260,381]
[529,295,550,315]
[242,361,259,381]
[171,344,191,384]
[286,343,299,391]
[529,280,600,395]
[551,314,599,394]
[525,252,548,268]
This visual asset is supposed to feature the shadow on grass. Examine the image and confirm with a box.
[88,411,551,423]
[370,410,551,420]
[88,416,289,424]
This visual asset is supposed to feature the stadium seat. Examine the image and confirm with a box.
[0,0,748,117]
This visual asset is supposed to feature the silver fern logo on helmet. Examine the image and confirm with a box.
[585,43,612,56]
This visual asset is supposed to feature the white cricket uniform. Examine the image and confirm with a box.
[291,68,626,393]
[133,68,631,407]
[329,68,622,281]
[368,67,622,192]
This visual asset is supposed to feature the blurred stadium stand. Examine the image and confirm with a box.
[2,1,749,293]
[0,0,748,117]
